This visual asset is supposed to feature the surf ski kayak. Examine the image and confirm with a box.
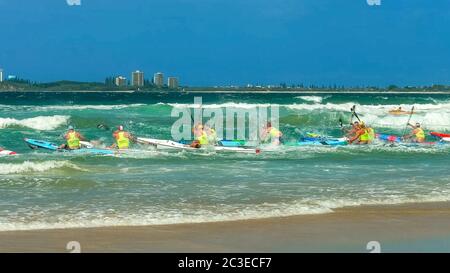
[24,138,114,156]
[388,110,414,115]
[430,132,450,138]
[220,135,348,147]
[376,133,402,143]
[137,137,260,154]
[221,139,348,147]
[296,137,347,146]
[0,148,17,156]
[219,140,260,147]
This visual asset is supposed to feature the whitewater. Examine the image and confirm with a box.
[0,91,449,231]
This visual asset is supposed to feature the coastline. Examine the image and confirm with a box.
[2,201,450,252]
[182,90,450,95]
[1,90,450,94]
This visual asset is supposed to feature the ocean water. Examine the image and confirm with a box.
[1,91,450,231]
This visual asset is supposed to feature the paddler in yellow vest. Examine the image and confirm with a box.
[345,121,360,138]
[348,123,375,145]
[262,122,283,145]
[404,122,425,143]
[190,123,209,148]
[205,125,218,145]
[59,125,86,150]
[110,125,134,149]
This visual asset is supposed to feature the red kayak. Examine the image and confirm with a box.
[430,132,450,138]
[0,148,17,156]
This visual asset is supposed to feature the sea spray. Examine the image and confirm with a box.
[0,115,70,130]
[0,91,450,232]
[0,160,83,175]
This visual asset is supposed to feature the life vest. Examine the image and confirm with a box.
[415,128,425,140]
[269,128,281,138]
[207,129,217,143]
[360,128,375,142]
[116,131,130,149]
[197,131,209,145]
[67,131,80,149]
[368,128,375,141]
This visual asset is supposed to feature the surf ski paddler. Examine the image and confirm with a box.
[110,125,134,149]
[345,121,360,138]
[348,122,375,145]
[59,125,86,150]
[190,123,209,148]
[205,125,218,145]
[261,122,283,145]
[404,122,425,143]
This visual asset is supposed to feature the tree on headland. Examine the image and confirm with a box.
[388,84,398,91]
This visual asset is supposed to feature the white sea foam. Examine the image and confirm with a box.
[2,192,450,231]
[166,101,450,111]
[295,95,324,103]
[0,104,146,111]
[0,115,69,130]
[167,102,274,110]
[166,101,450,130]
[0,160,83,175]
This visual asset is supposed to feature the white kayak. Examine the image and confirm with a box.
[0,148,17,156]
[80,141,94,149]
[137,137,261,154]
[442,137,450,142]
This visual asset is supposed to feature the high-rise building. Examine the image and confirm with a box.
[167,77,179,89]
[0,69,3,82]
[115,76,127,87]
[153,72,164,87]
[131,70,144,87]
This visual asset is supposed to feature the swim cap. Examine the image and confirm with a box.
[68,125,74,130]
[118,125,124,131]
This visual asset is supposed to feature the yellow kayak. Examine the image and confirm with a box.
[388,109,414,115]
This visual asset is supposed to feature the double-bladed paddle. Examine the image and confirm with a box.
[402,106,415,137]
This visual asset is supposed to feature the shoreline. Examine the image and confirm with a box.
[2,201,450,252]
[1,90,450,94]
[183,90,450,95]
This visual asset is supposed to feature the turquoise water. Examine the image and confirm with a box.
[1,91,450,231]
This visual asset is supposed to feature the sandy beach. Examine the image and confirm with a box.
[1,202,450,253]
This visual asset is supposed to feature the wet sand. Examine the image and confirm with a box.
[1,202,450,253]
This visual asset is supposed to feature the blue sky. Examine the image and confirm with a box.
[1,0,449,86]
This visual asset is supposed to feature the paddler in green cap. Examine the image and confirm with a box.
[261,122,283,145]
[59,125,86,150]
